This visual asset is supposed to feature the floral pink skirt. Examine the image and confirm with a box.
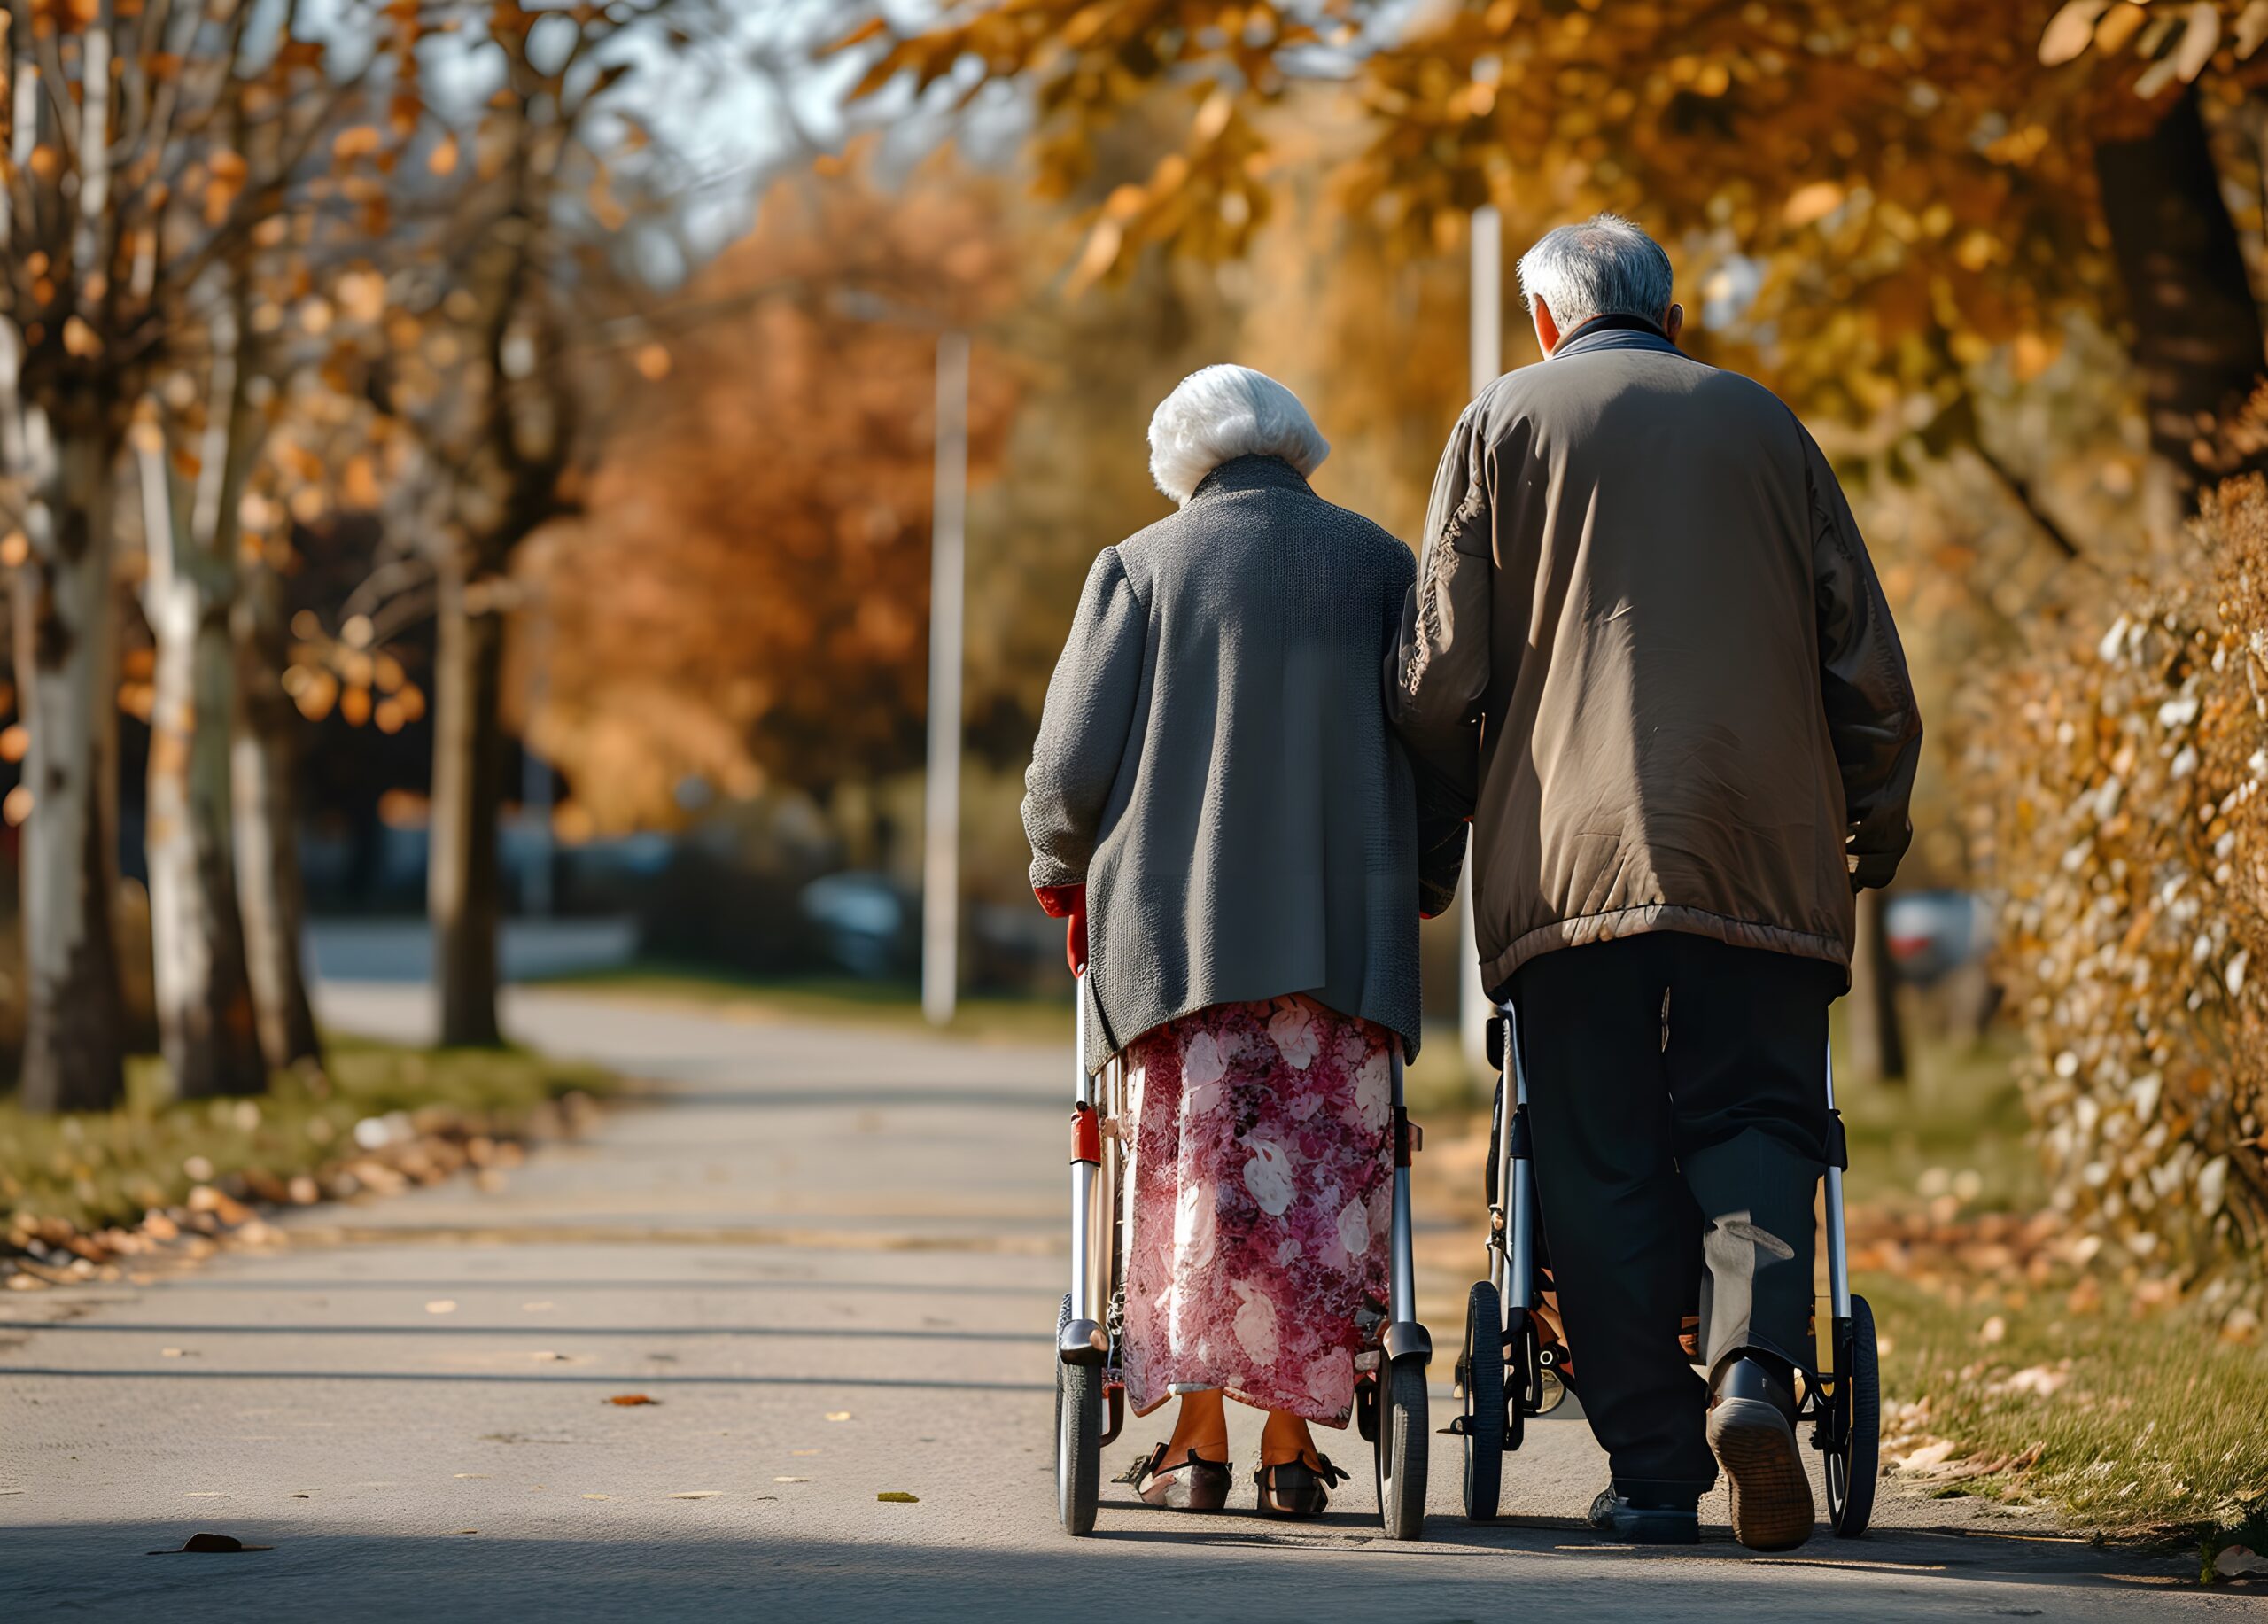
[1120,994,1395,1426]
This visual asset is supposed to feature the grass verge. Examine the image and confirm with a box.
[535,960,1077,1046]
[1835,1032,2266,1550]
[2,1036,614,1240]
[1863,1270,2268,1544]
[1836,1027,2039,1213]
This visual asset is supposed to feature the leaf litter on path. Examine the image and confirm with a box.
[877,1492,919,1504]
[604,1395,657,1406]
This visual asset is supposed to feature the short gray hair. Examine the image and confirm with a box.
[1146,364,1330,506]
[1516,214,1674,332]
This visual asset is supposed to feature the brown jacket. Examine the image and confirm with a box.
[1387,319,1922,996]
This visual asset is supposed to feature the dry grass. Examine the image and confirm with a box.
[0,1037,614,1238]
[1865,1271,2268,1544]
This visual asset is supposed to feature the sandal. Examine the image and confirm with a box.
[1254,1453,1348,1519]
[1115,1441,1232,1511]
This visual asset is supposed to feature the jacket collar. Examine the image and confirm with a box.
[1550,314,1684,362]
[1187,454,1312,502]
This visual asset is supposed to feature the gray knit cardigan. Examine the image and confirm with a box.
[1021,455,1426,1073]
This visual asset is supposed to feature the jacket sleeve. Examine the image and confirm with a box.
[1022,547,1146,890]
[1803,431,1923,891]
[1386,400,1496,816]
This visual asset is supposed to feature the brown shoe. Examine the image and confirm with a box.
[1708,1358,1815,1551]
[1116,1441,1231,1510]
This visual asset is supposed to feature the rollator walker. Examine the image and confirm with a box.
[1454,1005,1880,1536]
[1054,968,1433,1538]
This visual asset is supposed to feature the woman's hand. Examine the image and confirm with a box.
[1034,883,1089,975]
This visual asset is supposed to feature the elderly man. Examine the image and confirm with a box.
[1388,214,1921,1550]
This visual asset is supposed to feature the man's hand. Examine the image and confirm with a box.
[1849,851,1899,894]
[1034,883,1088,975]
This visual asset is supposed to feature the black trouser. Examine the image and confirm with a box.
[1511,932,1836,1501]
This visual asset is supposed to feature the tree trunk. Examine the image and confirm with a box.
[231,559,323,1073]
[15,412,128,1113]
[143,574,266,1098]
[1846,887,1907,1086]
[429,560,504,1047]
[2095,87,2268,527]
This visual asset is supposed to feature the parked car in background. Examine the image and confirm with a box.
[1884,890,1990,985]
[799,872,914,979]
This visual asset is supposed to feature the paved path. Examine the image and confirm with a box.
[0,987,2236,1620]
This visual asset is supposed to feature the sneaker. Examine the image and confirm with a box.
[1707,1356,1815,1550]
[1587,1485,1700,1544]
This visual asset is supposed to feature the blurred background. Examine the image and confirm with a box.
[0,1,2264,1390]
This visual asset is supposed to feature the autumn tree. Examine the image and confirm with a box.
[0,2,360,1110]
[525,162,1021,834]
[847,3,2268,540]
[332,0,730,1045]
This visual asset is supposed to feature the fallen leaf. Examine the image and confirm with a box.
[426,1301,457,1315]
[877,1491,919,1504]
[2218,1544,2268,1577]
[292,1494,310,1499]
[605,1395,658,1407]
[581,1494,610,1501]
[453,1473,490,1480]
[1894,1439,1960,1474]
[668,1491,720,1500]
[826,1411,852,1422]
[148,1533,273,1555]
[454,1528,478,1535]
[773,1476,808,1483]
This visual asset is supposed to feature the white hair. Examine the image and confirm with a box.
[1146,364,1330,506]
[1516,214,1674,332]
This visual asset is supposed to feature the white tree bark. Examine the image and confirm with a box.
[12,399,128,1112]
[136,323,266,1100]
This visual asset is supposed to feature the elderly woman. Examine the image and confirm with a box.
[1021,365,1438,1519]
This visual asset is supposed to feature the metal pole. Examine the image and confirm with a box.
[1824,1038,1852,1320]
[1389,1054,1416,1325]
[1461,206,1503,1080]
[922,330,970,1027]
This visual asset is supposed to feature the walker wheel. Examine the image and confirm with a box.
[1460,1281,1506,1520]
[1826,1294,1879,1537]
[1054,1293,1101,1536]
[1374,1353,1429,1540]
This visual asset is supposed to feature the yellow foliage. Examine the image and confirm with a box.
[1969,475,2268,1302]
